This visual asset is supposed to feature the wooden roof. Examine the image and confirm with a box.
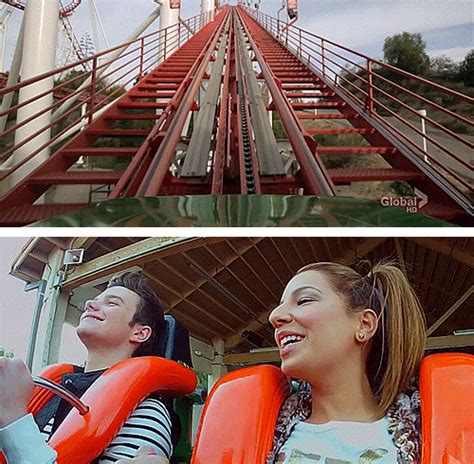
[12,237,473,360]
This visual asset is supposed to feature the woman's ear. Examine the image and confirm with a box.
[355,308,378,343]
[130,325,152,345]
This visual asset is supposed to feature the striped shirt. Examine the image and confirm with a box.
[41,397,173,462]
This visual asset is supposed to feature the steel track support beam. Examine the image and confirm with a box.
[211,14,233,194]
[137,9,230,197]
[234,14,284,176]
[234,11,261,194]
[237,8,336,197]
[11,0,60,186]
[181,23,230,177]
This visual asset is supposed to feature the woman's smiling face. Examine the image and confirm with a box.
[269,270,360,380]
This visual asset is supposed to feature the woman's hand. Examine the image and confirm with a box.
[0,358,35,428]
[116,446,170,464]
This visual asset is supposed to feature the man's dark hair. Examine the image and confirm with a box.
[107,271,165,357]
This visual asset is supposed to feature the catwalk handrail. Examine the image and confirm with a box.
[0,12,209,183]
[244,7,473,201]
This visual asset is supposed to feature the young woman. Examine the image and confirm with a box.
[268,261,426,464]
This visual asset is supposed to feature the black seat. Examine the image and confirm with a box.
[160,315,193,368]
[157,315,194,455]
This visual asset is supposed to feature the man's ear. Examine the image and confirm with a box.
[356,308,379,342]
[130,325,152,345]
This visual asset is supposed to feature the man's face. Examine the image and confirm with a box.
[76,286,142,349]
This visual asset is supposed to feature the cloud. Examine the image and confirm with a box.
[3,1,473,69]
[429,46,472,62]
[299,0,473,51]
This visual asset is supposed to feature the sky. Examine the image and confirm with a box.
[0,237,36,359]
[2,0,473,72]
[0,237,86,368]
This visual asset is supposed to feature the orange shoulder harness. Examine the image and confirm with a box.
[191,354,474,464]
[1,357,196,464]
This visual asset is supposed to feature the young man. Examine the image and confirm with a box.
[0,272,172,464]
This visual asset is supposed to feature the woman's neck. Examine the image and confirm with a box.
[306,366,381,424]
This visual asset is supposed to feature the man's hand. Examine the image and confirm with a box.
[0,358,35,428]
[116,446,169,464]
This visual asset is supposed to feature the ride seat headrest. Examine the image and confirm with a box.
[159,315,193,368]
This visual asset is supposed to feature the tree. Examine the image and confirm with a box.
[383,32,430,75]
[458,49,474,86]
[430,55,459,80]
[0,346,14,358]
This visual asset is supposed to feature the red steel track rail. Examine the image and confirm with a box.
[0,10,222,225]
[240,6,472,222]
[135,9,230,197]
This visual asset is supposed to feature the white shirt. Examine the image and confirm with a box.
[277,416,398,463]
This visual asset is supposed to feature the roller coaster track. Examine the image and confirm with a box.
[0,5,472,225]
[2,0,82,18]
[2,0,88,67]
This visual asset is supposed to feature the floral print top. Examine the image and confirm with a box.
[267,381,421,464]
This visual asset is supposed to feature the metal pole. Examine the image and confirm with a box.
[88,57,97,125]
[0,13,25,135]
[202,0,215,21]
[0,5,13,73]
[32,376,90,415]
[418,109,430,163]
[159,0,180,65]
[321,38,326,78]
[53,6,162,121]
[11,0,61,187]
[25,280,47,371]
[367,59,374,115]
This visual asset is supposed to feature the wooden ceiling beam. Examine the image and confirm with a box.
[167,238,262,314]
[226,240,279,300]
[142,272,225,339]
[427,286,473,336]
[151,258,238,331]
[289,237,306,268]
[340,237,388,263]
[145,264,236,333]
[69,237,99,251]
[269,238,294,275]
[201,244,269,314]
[61,237,224,290]
[427,334,474,349]
[43,237,70,249]
[408,238,473,268]
[394,238,407,274]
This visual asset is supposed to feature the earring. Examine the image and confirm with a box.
[357,332,365,341]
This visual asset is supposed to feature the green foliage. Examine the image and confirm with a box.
[317,133,368,169]
[272,114,286,139]
[177,360,208,388]
[458,49,474,86]
[383,32,430,75]
[0,346,14,358]
[391,181,415,197]
[54,69,89,90]
[429,56,459,81]
[338,54,473,135]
